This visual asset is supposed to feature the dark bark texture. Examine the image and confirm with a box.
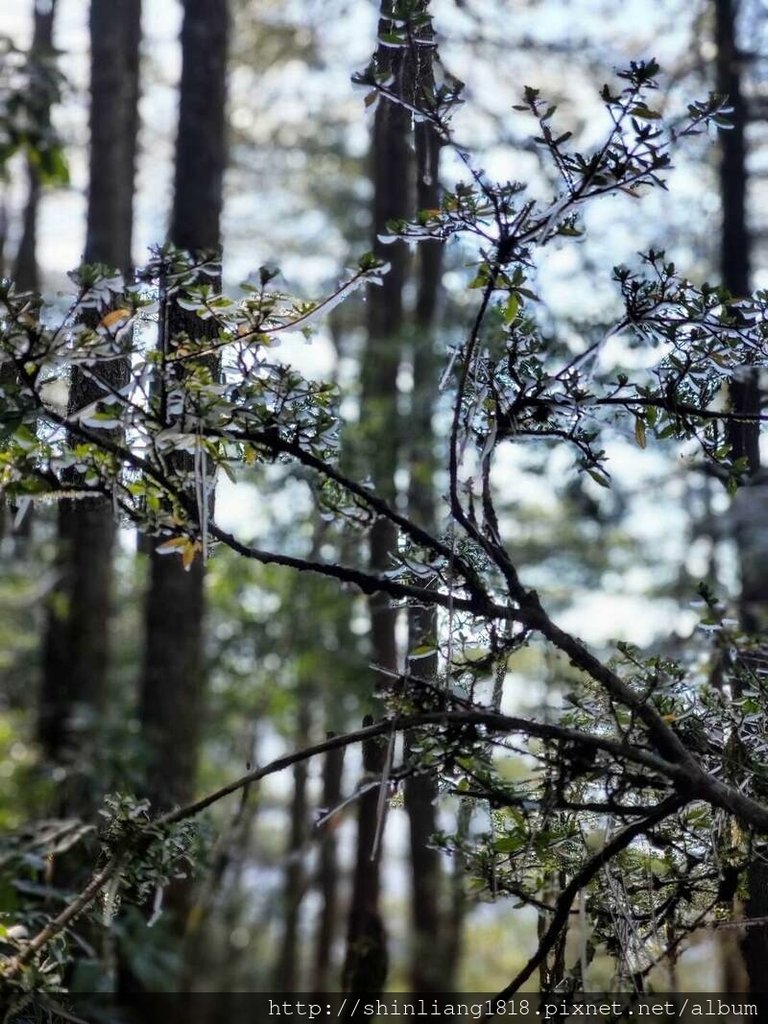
[342,717,388,995]
[403,96,449,992]
[2,0,58,542]
[714,0,768,992]
[275,699,311,990]
[312,736,345,991]
[13,0,59,293]
[358,5,414,691]
[717,0,757,477]
[342,7,416,995]
[39,0,141,806]
[84,0,142,271]
[139,0,228,813]
[170,0,228,253]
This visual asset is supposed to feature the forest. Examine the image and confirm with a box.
[1,0,768,1019]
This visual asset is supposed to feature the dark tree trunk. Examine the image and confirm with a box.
[717,0,757,477]
[38,0,141,811]
[343,716,388,995]
[275,698,312,991]
[714,0,768,993]
[140,553,207,811]
[0,197,6,276]
[358,3,413,688]
[312,735,345,992]
[13,0,58,293]
[341,7,416,996]
[403,85,449,991]
[83,0,142,272]
[125,6,226,998]
[2,0,58,543]
[170,0,228,255]
[445,800,471,980]
[139,0,228,814]
[13,163,42,293]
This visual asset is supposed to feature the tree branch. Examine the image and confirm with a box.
[486,794,685,1009]
[2,855,123,978]
[0,712,681,980]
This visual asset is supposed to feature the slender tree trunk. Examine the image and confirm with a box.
[124,5,226,998]
[714,0,768,992]
[717,0,757,479]
[169,0,228,256]
[342,7,415,994]
[13,163,42,293]
[403,70,450,990]
[83,1,141,272]
[13,0,59,293]
[358,3,413,688]
[0,197,6,276]
[275,698,312,991]
[445,799,471,980]
[38,0,141,814]
[312,735,345,992]
[2,0,58,543]
[139,0,228,814]
[343,716,388,995]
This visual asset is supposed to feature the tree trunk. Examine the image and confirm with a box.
[139,0,228,814]
[344,1,412,990]
[714,0,768,992]
[169,0,228,256]
[341,8,415,995]
[275,698,312,991]
[38,0,141,815]
[342,716,388,995]
[445,800,472,981]
[717,0,756,479]
[13,0,59,294]
[358,3,413,687]
[312,735,345,992]
[2,0,58,543]
[403,81,450,991]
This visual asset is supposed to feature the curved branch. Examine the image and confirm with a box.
[518,598,768,833]
[0,711,680,981]
[216,426,489,597]
[487,794,686,1009]
[159,710,687,830]
[17,396,768,831]
[206,518,496,614]
[6,703,768,981]
[2,855,123,978]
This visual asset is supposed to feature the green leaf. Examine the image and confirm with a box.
[409,644,436,660]
[12,424,38,450]
[493,835,524,853]
[37,145,70,186]
[586,467,610,488]
[634,417,647,449]
[630,104,662,120]
[502,293,520,325]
